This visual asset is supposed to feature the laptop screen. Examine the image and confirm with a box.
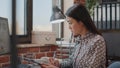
[0,17,10,55]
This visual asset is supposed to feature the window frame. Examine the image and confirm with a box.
[16,0,32,43]
[17,0,65,43]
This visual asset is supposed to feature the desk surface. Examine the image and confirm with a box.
[56,41,75,47]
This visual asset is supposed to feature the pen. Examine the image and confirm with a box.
[53,51,56,58]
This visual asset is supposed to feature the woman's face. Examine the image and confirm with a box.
[67,17,85,36]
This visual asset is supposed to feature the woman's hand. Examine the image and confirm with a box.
[49,57,59,67]
[40,57,60,68]
[41,63,59,68]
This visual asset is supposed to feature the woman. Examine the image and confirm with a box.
[41,4,106,68]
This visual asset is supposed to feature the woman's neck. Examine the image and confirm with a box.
[80,28,89,37]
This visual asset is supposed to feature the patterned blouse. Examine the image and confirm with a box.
[60,32,106,68]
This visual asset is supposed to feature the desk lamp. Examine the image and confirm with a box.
[50,6,73,59]
[50,6,66,23]
[50,6,65,59]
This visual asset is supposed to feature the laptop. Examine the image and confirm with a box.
[32,31,56,46]
[0,17,10,55]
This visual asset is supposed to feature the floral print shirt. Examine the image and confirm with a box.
[60,32,106,68]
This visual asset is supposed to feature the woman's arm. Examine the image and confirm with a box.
[88,38,106,68]
[59,48,75,68]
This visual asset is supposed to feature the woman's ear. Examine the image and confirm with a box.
[78,21,83,25]
[78,21,85,27]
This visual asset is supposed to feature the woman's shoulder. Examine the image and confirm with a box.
[90,34,106,49]
[92,34,105,43]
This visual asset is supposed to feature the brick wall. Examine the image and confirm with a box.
[0,44,70,68]
[0,45,57,68]
[0,55,10,68]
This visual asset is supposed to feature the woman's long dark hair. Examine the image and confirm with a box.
[65,4,101,35]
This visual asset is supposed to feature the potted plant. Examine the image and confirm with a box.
[85,0,100,16]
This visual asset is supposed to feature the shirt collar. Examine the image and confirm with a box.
[75,32,95,42]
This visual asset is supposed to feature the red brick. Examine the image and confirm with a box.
[36,53,46,59]
[18,48,29,53]
[23,53,35,59]
[56,51,69,54]
[50,46,58,51]
[22,60,29,64]
[21,59,34,64]
[0,55,10,63]
[40,46,50,52]
[18,47,40,54]
[46,51,54,57]
[1,63,10,68]
[29,47,40,52]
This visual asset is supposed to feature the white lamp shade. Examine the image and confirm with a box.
[50,19,65,23]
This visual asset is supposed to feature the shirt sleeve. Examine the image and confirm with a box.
[88,38,106,68]
[59,48,75,68]
[60,58,73,68]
